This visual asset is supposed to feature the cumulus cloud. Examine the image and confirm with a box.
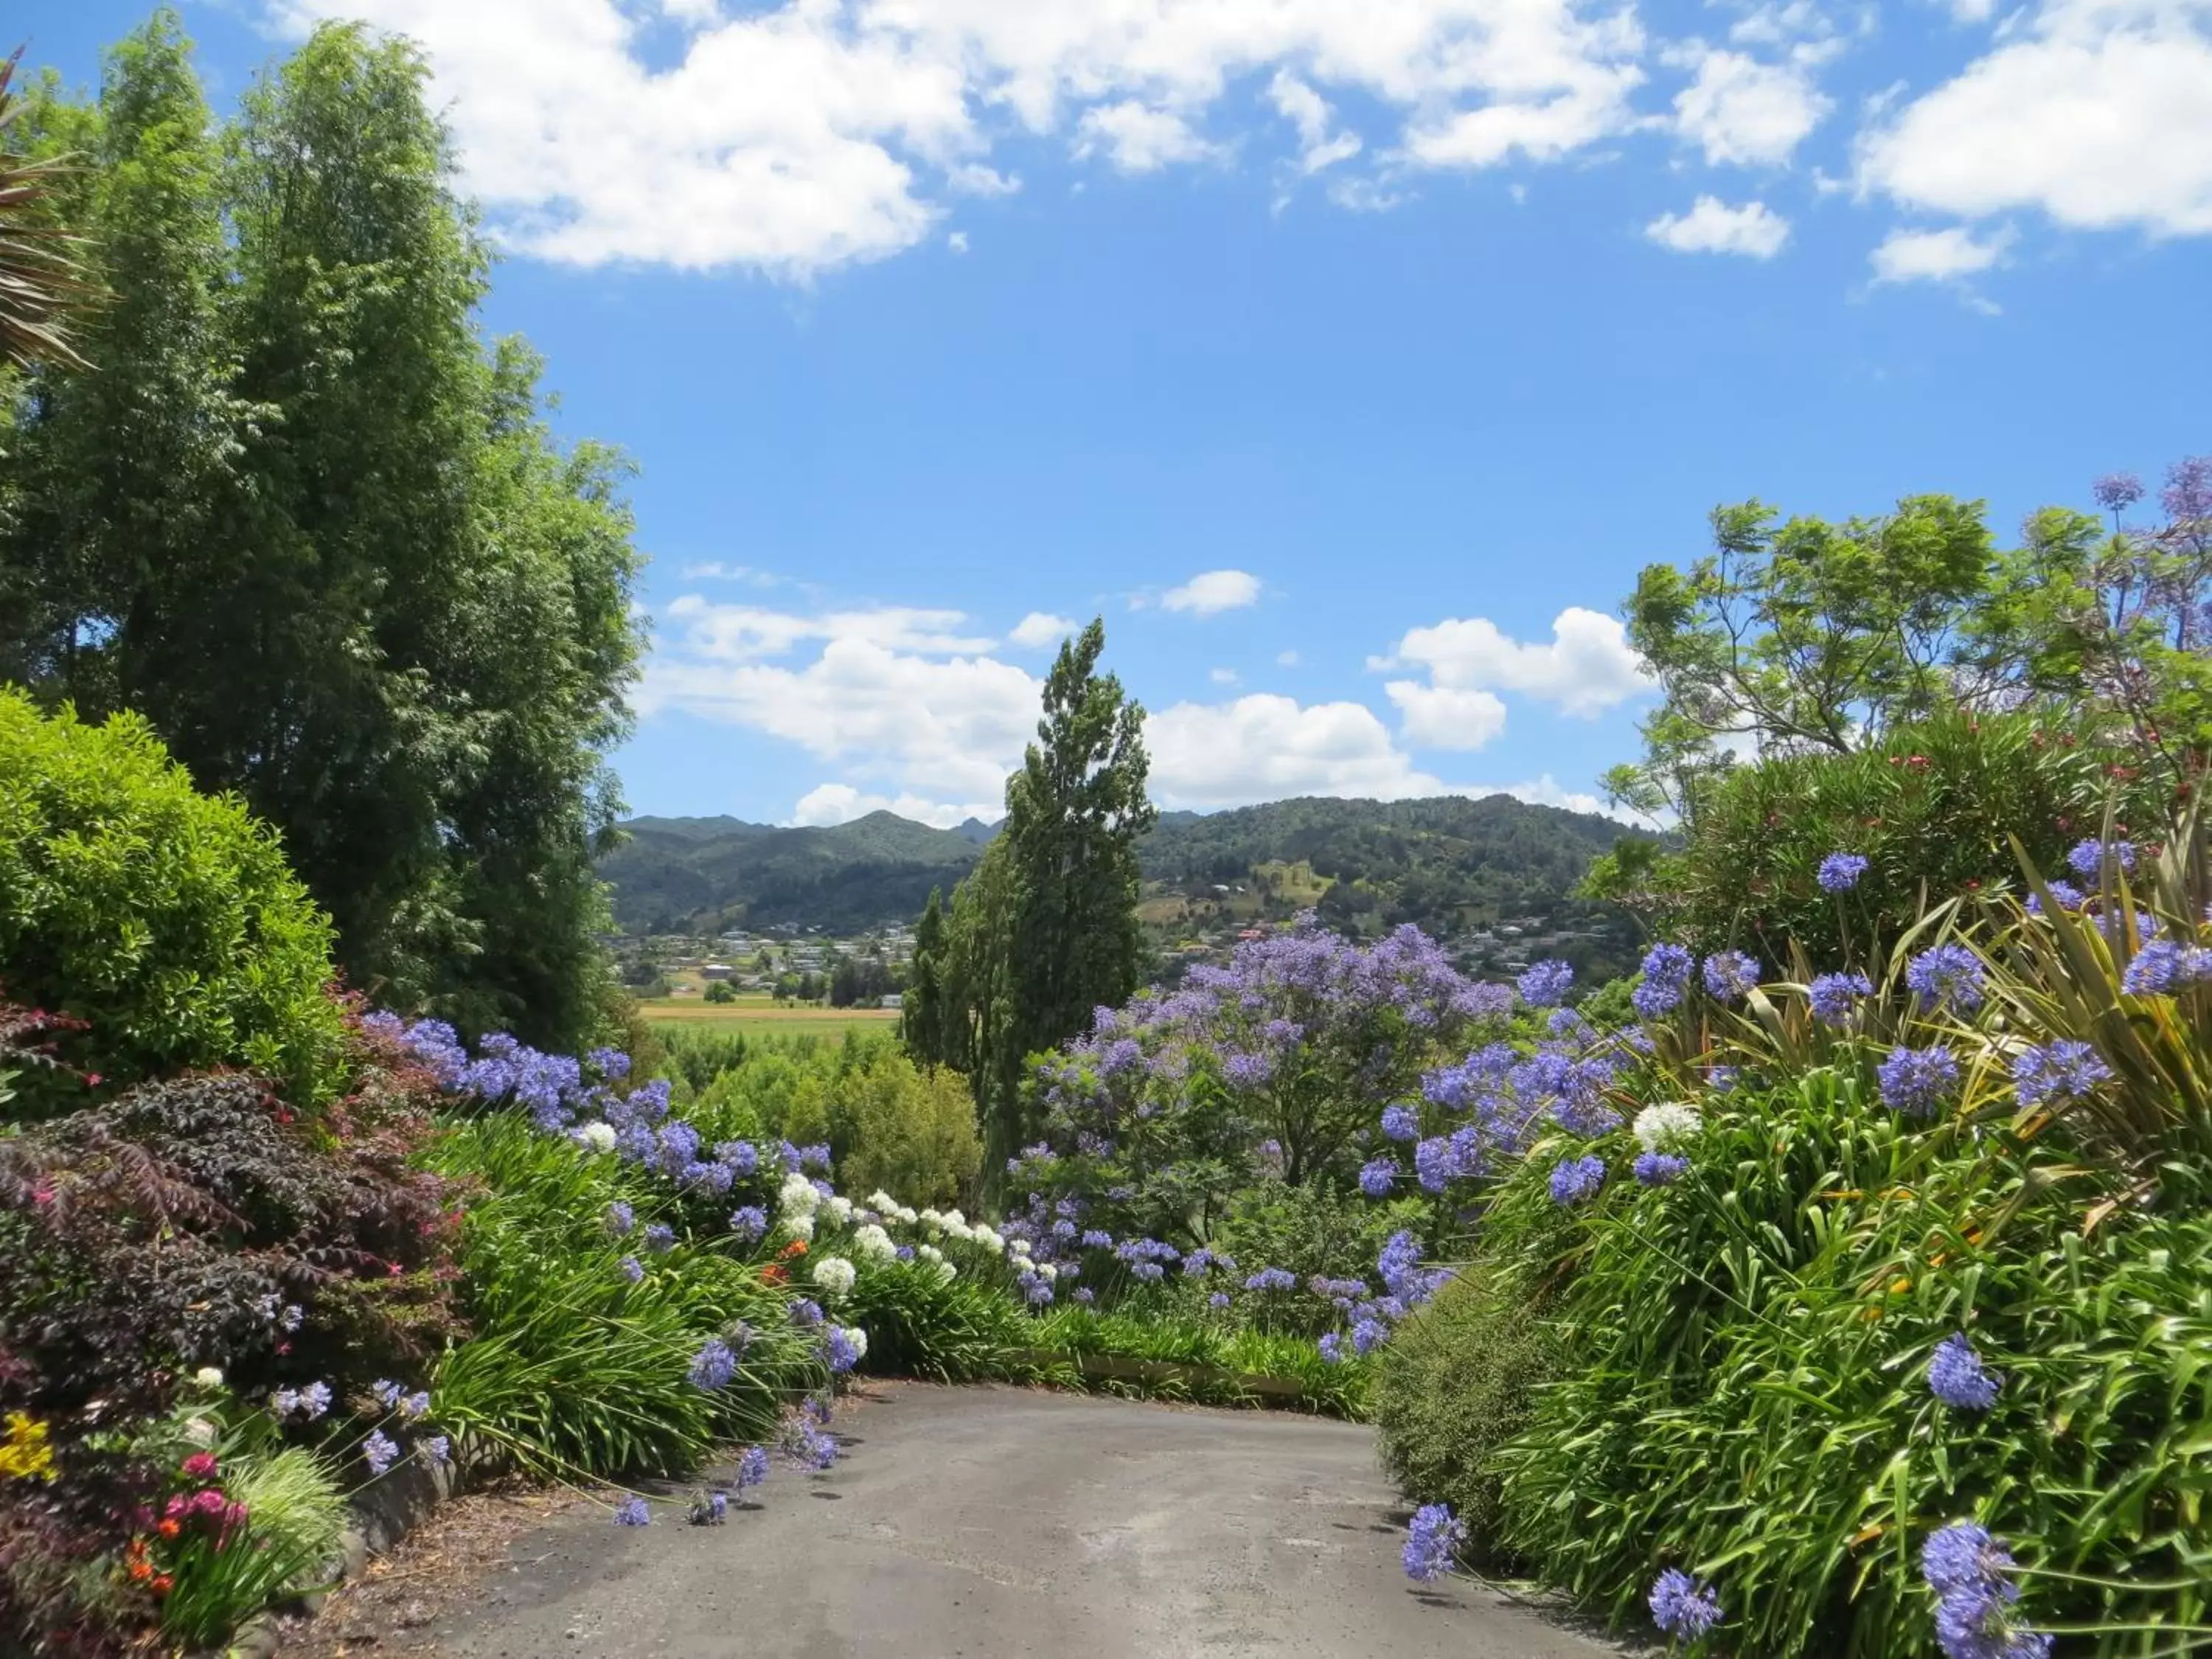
[1669,46,1831,166]
[790,783,1001,827]
[1869,223,2014,282]
[1374,606,1654,717]
[1268,71,1363,173]
[1382,683,1510,750]
[1159,569,1262,616]
[1009,611,1078,648]
[265,0,1667,276]
[1857,0,2212,237]
[1644,195,1791,256]
[1147,695,1452,810]
[639,600,1040,800]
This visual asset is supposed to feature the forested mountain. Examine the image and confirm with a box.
[602,793,1652,973]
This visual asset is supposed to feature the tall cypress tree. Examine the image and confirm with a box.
[991,619,1155,1166]
[902,886,947,1064]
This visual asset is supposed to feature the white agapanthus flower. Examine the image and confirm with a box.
[783,1211,816,1242]
[970,1226,1004,1255]
[813,1255,858,1295]
[1034,1262,1057,1282]
[779,1172,822,1215]
[1634,1101,1704,1154]
[822,1193,854,1226]
[181,1416,218,1447]
[191,1367,226,1390]
[894,1205,919,1225]
[852,1223,898,1263]
[944,1222,975,1244]
[940,1208,967,1231]
[841,1325,869,1360]
[931,1259,958,1284]
[917,1243,945,1263]
[577,1121,617,1155]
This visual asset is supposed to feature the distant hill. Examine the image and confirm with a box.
[601,794,1652,977]
[598,810,983,933]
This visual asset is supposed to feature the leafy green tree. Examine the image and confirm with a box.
[1610,494,1994,823]
[0,18,642,1051]
[900,887,947,1061]
[1613,473,2212,827]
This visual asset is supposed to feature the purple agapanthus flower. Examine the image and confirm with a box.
[1402,1503,1466,1582]
[1878,1044,1961,1117]
[641,1222,676,1254]
[1380,1103,1420,1142]
[1649,1569,1722,1638]
[2066,837,2137,880]
[689,1338,738,1391]
[1632,1151,1689,1187]
[613,1496,651,1526]
[1632,944,1696,1019]
[362,1430,400,1477]
[1922,1523,2051,1659]
[603,1201,635,1237]
[1244,1267,1297,1293]
[1208,1291,1232,1310]
[1906,944,1986,1014]
[736,1445,770,1491]
[1809,970,1873,1027]
[1518,959,1574,1008]
[1318,1332,1344,1364]
[1702,950,1761,1004]
[619,1255,644,1284]
[2122,939,2212,997]
[1548,1154,1607,1206]
[728,1206,769,1243]
[1928,1333,2000,1411]
[1359,1155,1399,1197]
[1818,851,1870,893]
[2010,1040,2112,1110]
[2024,880,2085,917]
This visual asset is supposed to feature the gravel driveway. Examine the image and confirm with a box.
[403,1382,1623,1659]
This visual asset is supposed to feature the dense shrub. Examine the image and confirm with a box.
[1589,712,2179,968]
[1472,1068,2209,1657]
[1371,1270,1564,1562]
[0,691,347,1114]
[0,1025,458,1655]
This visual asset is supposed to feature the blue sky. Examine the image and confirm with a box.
[22,0,2211,826]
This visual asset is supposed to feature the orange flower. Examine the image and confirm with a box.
[761,1265,788,1286]
[156,1519,181,1540]
[151,1575,173,1596]
[128,1560,153,1583]
[780,1239,809,1259]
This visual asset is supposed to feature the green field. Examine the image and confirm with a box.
[639,995,901,1040]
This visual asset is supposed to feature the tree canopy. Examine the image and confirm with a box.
[0,13,642,1050]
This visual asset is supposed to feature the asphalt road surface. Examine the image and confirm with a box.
[421,1382,1624,1659]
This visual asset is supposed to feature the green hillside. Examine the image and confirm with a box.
[602,794,1652,978]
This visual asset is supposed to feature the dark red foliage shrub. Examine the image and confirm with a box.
[0,1012,464,1655]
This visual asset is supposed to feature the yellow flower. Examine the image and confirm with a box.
[1,1413,58,1483]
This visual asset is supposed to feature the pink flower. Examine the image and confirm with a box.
[180,1451,219,1480]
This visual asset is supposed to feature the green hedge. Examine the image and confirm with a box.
[0,689,346,1113]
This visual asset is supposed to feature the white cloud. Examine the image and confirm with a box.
[790,783,1001,827]
[1382,682,1510,750]
[1276,649,1301,667]
[266,0,1671,276]
[639,601,1040,799]
[1869,223,2014,282]
[1074,101,1221,173]
[1147,695,1452,810]
[1160,569,1262,616]
[1210,667,1241,685]
[1645,195,1791,257]
[1268,71,1363,173]
[1857,0,2212,237]
[947,229,970,252]
[1374,606,1654,717]
[660,596,995,659]
[1009,611,1078,648]
[1670,46,1831,165]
